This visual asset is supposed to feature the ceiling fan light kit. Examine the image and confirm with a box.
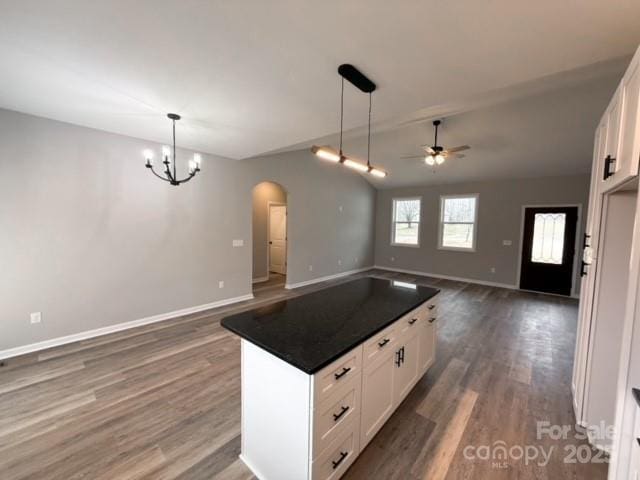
[143,113,202,186]
[403,119,470,169]
[311,64,387,179]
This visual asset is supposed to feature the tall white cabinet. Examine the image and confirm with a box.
[571,43,640,479]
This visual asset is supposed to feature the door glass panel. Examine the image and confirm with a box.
[531,213,566,264]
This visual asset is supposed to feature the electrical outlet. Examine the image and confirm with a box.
[490,267,496,274]
[218,281,224,289]
[338,259,342,266]
[355,256,359,263]
[338,205,343,212]
[391,257,395,262]
[232,239,244,247]
[30,312,42,324]
[502,240,512,246]
[309,265,313,271]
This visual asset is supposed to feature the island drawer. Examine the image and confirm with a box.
[311,417,360,480]
[313,346,362,405]
[312,374,361,459]
[363,322,398,368]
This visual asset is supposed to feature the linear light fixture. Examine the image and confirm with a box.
[311,64,387,179]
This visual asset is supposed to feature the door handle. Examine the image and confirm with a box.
[603,155,616,180]
[580,261,588,277]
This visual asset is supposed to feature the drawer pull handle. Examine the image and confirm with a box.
[332,451,348,469]
[429,317,436,323]
[334,367,351,380]
[408,318,418,325]
[378,338,390,348]
[333,405,350,421]
[428,304,436,310]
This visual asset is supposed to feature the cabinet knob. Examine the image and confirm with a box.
[334,366,351,380]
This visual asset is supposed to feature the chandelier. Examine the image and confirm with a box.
[143,113,201,186]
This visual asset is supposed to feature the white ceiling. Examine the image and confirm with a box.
[1,1,639,162]
[316,66,623,188]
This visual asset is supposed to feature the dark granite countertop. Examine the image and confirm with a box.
[221,276,439,374]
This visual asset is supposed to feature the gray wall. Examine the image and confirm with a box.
[374,175,590,291]
[0,108,376,352]
[252,182,287,280]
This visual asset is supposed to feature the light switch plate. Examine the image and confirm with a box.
[232,239,244,247]
[30,312,42,324]
[502,240,512,246]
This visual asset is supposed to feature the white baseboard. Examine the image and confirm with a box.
[252,276,269,284]
[285,267,373,290]
[0,293,254,360]
[372,265,518,290]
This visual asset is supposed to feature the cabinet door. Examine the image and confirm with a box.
[393,333,419,406]
[602,51,640,192]
[360,350,395,449]
[418,319,436,374]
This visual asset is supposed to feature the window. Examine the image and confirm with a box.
[391,197,421,246]
[531,213,566,264]
[439,194,478,251]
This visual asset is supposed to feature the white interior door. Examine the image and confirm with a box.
[269,204,287,275]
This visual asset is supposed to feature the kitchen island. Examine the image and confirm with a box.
[221,276,440,480]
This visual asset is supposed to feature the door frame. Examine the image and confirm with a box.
[516,204,582,298]
[267,201,287,280]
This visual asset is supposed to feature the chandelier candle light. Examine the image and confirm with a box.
[311,64,387,179]
[143,113,201,186]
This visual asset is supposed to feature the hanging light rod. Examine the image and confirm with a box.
[311,64,387,179]
[143,113,201,186]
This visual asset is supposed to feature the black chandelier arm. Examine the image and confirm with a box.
[147,165,172,183]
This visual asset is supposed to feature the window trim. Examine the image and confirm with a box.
[438,193,479,252]
[390,196,422,248]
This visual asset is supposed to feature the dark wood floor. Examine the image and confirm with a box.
[0,270,608,479]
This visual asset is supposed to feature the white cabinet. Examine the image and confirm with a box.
[239,293,439,480]
[393,332,419,404]
[418,318,436,373]
[360,347,396,449]
[600,52,640,192]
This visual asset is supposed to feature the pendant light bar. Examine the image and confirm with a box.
[311,64,387,179]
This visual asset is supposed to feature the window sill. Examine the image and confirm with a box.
[437,245,476,253]
[391,242,421,248]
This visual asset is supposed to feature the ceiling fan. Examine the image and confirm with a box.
[402,120,470,166]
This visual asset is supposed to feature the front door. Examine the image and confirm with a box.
[269,204,287,275]
[520,206,578,296]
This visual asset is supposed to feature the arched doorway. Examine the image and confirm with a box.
[252,181,287,292]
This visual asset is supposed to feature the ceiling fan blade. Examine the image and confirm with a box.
[452,154,466,159]
[445,145,470,153]
[400,155,426,159]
